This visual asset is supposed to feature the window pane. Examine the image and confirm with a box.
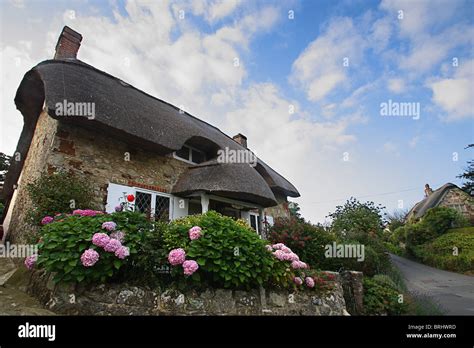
[191,149,206,164]
[175,146,190,160]
[155,195,170,221]
[250,215,257,230]
[135,191,152,215]
[188,201,202,215]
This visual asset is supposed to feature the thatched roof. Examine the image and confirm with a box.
[172,161,278,206]
[6,58,299,208]
[407,183,459,219]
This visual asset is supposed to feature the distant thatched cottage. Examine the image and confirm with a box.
[406,183,474,223]
[0,26,299,243]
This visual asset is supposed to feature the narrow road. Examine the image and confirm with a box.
[390,254,474,315]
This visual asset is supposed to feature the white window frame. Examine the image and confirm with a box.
[172,144,206,165]
[249,212,260,234]
[133,187,173,221]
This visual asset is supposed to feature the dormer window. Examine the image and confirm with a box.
[173,145,206,164]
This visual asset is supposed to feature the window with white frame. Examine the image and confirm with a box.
[173,145,206,164]
[133,189,171,221]
[249,213,260,234]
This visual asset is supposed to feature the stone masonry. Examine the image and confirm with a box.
[27,269,348,316]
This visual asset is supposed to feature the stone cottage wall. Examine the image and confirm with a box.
[264,193,291,221]
[47,122,190,210]
[5,110,59,244]
[27,269,348,316]
[439,188,474,223]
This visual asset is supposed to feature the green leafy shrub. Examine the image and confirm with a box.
[168,211,293,289]
[412,227,474,273]
[421,207,469,235]
[363,276,408,315]
[27,171,96,225]
[404,207,469,256]
[36,211,149,283]
[119,221,171,286]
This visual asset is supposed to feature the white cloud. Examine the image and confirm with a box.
[290,17,366,101]
[427,59,474,121]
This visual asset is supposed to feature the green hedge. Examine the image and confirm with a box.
[412,227,474,273]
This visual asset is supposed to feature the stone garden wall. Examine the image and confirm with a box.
[27,269,349,316]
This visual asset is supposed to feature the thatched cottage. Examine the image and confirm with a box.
[1,26,299,243]
[406,183,474,223]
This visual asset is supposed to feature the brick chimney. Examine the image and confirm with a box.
[54,26,82,60]
[232,133,247,148]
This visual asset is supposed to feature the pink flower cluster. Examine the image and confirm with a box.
[182,260,199,275]
[167,248,199,276]
[168,248,186,266]
[72,209,104,217]
[101,221,117,231]
[88,227,130,265]
[268,243,303,267]
[293,276,315,288]
[305,277,315,288]
[293,276,303,285]
[41,216,54,225]
[80,249,100,267]
[104,239,122,253]
[24,254,38,270]
[291,260,308,269]
[92,233,110,248]
[188,226,202,240]
[110,231,126,243]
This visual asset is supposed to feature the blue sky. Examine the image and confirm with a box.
[0,0,473,223]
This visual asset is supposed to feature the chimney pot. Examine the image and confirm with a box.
[54,26,82,60]
[232,133,247,148]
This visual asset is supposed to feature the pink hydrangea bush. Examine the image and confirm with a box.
[168,248,186,266]
[92,232,110,248]
[41,216,54,225]
[182,260,199,275]
[188,226,202,240]
[104,238,122,253]
[293,276,303,285]
[305,276,315,288]
[24,254,38,270]
[72,209,104,217]
[80,249,100,267]
[110,231,126,243]
[115,246,130,260]
[101,221,117,231]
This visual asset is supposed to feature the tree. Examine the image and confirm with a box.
[386,208,408,232]
[457,144,473,195]
[327,197,386,242]
[0,152,12,183]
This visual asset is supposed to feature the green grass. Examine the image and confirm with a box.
[413,227,474,274]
